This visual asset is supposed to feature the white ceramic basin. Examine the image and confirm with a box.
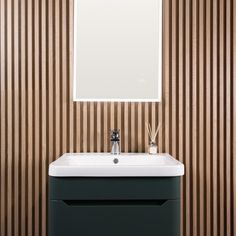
[49,153,184,177]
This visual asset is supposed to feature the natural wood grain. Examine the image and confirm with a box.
[0,0,6,235]
[178,1,184,235]
[97,102,102,152]
[124,102,129,152]
[138,102,142,152]
[19,1,26,235]
[83,102,88,152]
[34,0,40,234]
[47,0,54,165]
[6,0,13,234]
[131,103,135,152]
[26,0,33,234]
[90,102,94,152]
[75,102,81,152]
[163,0,170,154]
[219,0,225,235]
[55,0,61,158]
[192,0,198,235]
[205,0,212,235]
[171,0,177,158]
[184,0,191,234]
[69,0,74,153]
[13,0,20,234]
[62,0,68,154]
[41,0,47,234]
[225,1,232,236]
[144,102,149,152]
[199,0,205,234]
[0,0,235,235]
[233,1,236,236]
[212,0,219,234]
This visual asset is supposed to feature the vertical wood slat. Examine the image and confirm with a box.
[171,0,177,158]
[212,0,219,234]
[96,103,101,152]
[13,0,20,235]
[89,102,94,152]
[41,0,47,234]
[205,0,212,235]
[34,0,40,234]
[199,0,205,235]
[124,102,129,152]
[0,0,236,235]
[164,0,170,154]
[191,0,198,235]
[137,102,142,152]
[231,1,236,235]
[6,0,13,235]
[82,102,88,152]
[26,0,33,234]
[47,0,54,166]
[219,0,225,235]
[178,1,184,235]
[68,0,74,153]
[61,0,67,155]
[0,0,6,235]
[144,102,149,152]
[225,1,232,236]
[54,0,61,158]
[131,103,135,152]
[233,1,236,235]
[184,0,191,235]
[20,0,26,235]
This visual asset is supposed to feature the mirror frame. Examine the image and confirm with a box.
[73,0,162,102]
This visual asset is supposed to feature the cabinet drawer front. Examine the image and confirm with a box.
[49,199,180,236]
[49,177,180,200]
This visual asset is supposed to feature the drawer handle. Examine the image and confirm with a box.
[62,200,168,206]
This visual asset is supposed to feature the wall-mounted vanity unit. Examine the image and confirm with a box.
[73,0,163,102]
[49,153,184,236]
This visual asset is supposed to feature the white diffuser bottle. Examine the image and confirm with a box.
[149,141,158,155]
[146,122,161,155]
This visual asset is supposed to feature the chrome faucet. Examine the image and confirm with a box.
[110,129,120,155]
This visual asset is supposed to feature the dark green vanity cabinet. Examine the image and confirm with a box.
[49,177,181,236]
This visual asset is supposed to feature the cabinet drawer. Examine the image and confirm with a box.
[49,199,180,236]
[49,177,180,200]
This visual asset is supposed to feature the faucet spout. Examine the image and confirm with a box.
[110,129,120,155]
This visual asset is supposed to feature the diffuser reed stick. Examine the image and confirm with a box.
[145,122,161,143]
[145,122,161,154]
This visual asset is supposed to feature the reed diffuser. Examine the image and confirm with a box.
[145,122,161,154]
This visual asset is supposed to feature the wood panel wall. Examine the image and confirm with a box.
[0,0,235,235]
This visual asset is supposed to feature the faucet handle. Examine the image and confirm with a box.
[110,129,120,141]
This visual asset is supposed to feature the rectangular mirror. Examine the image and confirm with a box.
[73,0,162,102]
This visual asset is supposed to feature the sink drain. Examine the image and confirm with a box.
[113,158,119,164]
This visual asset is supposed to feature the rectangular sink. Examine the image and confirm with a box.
[49,153,184,177]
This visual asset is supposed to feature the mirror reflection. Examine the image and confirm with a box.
[73,0,162,101]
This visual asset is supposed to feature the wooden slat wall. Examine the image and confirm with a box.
[0,0,235,235]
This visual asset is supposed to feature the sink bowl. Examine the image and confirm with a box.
[49,153,184,177]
